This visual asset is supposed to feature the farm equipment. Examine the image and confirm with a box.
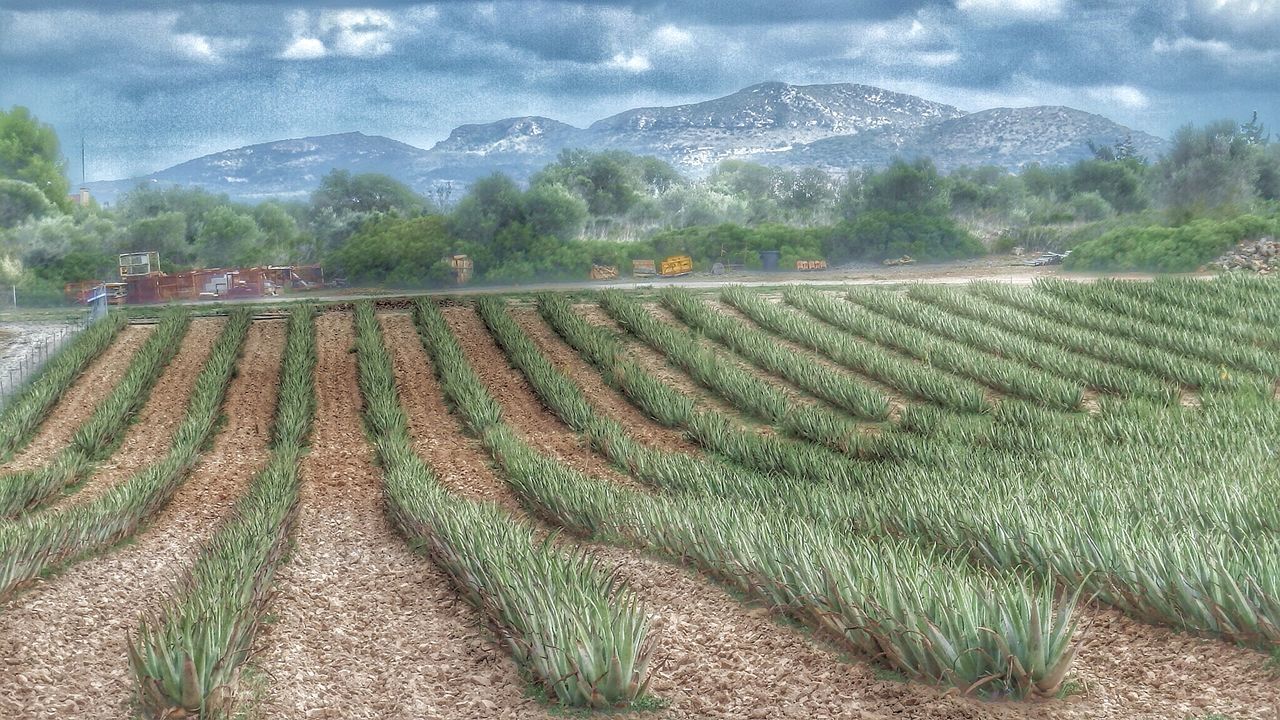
[883,255,916,267]
[658,255,693,277]
[590,264,619,281]
[1023,250,1071,267]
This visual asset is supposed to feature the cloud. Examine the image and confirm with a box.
[319,9,396,57]
[1085,84,1150,110]
[607,51,652,72]
[956,0,1067,22]
[280,37,327,60]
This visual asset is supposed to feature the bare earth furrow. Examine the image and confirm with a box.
[0,320,283,719]
[512,308,699,454]
[40,318,225,511]
[250,311,551,720]
[1,326,153,473]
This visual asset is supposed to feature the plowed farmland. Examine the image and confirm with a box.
[1,276,1279,720]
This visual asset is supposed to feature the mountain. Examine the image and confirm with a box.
[86,81,1168,204]
[590,81,966,166]
[87,132,431,203]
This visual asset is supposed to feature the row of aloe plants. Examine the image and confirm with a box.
[785,287,1085,411]
[538,294,872,484]
[598,290,869,454]
[971,282,1274,393]
[828,408,1280,649]
[476,297,792,503]
[719,286,989,413]
[658,288,891,421]
[1032,277,1280,377]
[555,289,1280,651]
[0,311,126,461]
[0,308,191,517]
[360,302,656,709]
[1120,275,1280,330]
[844,286,1178,405]
[909,283,1264,395]
[0,310,251,599]
[432,298,1080,698]
[129,305,316,719]
[1042,278,1280,352]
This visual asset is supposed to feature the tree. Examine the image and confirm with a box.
[0,179,55,229]
[196,206,264,267]
[863,159,949,216]
[0,107,69,210]
[124,211,191,266]
[1070,159,1146,213]
[523,183,588,240]
[310,170,429,216]
[327,214,455,286]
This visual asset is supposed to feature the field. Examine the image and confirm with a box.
[0,276,1278,719]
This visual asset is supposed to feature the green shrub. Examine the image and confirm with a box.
[1065,215,1278,272]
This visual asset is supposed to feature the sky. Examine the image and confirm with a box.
[0,0,1277,181]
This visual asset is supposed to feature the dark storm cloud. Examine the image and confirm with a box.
[2,0,1278,180]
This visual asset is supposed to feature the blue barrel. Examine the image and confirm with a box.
[759,250,780,271]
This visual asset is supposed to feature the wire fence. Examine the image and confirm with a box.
[0,322,86,410]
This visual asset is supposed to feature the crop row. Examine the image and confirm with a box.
[1034,278,1280,376]
[0,311,250,599]
[910,283,1260,394]
[1045,278,1280,352]
[452,299,1079,697]
[538,294,870,484]
[719,286,989,413]
[599,290,868,454]
[972,282,1274,393]
[0,309,191,517]
[476,297,788,502]
[659,288,890,421]
[787,288,1084,410]
[0,312,126,461]
[366,302,655,709]
[1125,275,1280,330]
[846,286,1177,405]
[130,305,316,718]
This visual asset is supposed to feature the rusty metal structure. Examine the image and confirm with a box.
[66,253,327,305]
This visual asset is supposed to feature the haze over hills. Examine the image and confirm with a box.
[87,81,1167,204]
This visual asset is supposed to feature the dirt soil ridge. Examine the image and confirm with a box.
[0,320,284,719]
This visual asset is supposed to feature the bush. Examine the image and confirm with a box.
[822,212,985,263]
[1065,214,1278,272]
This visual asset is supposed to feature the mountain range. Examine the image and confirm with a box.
[86,81,1167,204]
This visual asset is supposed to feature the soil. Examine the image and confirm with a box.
[0,325,153,472]
[445,305,640,489]
[379,312,527,514]
[39,318,225,511]
[249,311,554,720]
[511,308,698,454]
[574,303,767,429]
[646,301,835,414]
[0,320,284,719]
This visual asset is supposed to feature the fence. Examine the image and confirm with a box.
[0,320,89,410]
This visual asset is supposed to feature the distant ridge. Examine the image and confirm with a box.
[87,81,1167,204]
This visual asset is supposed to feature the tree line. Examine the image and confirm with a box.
[2,105,1278,302]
